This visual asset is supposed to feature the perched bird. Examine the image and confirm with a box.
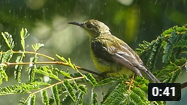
[69,19,160,83]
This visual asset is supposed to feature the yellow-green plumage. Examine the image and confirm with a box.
[69,19,160,83]
[90,34,133,77]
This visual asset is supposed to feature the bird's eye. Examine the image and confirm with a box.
[86,23,93,29]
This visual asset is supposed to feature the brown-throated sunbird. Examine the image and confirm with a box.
[69,19,160,83]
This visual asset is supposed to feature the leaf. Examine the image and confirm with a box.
[85,73,97,86]
[75,90,84,105]
[63,80,76,101]
[102,83,128,105]
[28,94,36,105]
[97,77,115,86]
[130,87,149,105]
[93,93,98,105]
[14,56,23,82]
[152,101,164,105]
[32,43,44,52]
[78,85,87,94]
[174,57,186,66]
[20,28,30,51]
[1,32,14,49]
[133,77,149,95]
[61,95,73,105]
[162,31,178,63]
[176,26,187,32]
[0,82,49,95]
[55,68,72,78]
[56,54,68,63]
[1,50,13,63]
[27,57,37,82]
[41,90,49,105]
[174,39,187,48]
[34,66,60,81]
[20,28,30,39]
[162,28,173,36]
[146,36,162,71]
[157,62,181,83]
[168,31,179,45]
[136,41,150,55]
[0,68,8,84]
[51,85,60,105]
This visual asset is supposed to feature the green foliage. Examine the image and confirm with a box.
[1,50,13,63]
[28,94,36,105]
[20,28,30,51]
[51,85,60,105]
[137,25,187,83]
[85,73,98,86]
[93,92,98,105]
[0,67,8,84]
[0,25,187,105]
[41,90,50,105]
[32,43,44,52]
[1,32,15,50]
[0,82,49,95]
[102,82,128,105]
[63,80,76,101]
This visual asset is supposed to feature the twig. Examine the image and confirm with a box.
[181,82,187,89]
[5,61,101,76]
[2,51,101,76]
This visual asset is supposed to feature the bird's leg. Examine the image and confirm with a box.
[127,74,134,92]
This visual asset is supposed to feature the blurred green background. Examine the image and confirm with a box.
[0,0,187,105]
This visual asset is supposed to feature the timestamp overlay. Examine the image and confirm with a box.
[148,83,181,101]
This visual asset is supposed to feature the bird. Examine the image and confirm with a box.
[68,19,160,83]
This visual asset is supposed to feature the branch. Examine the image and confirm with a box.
[2,51,101,76]
[181,82,187,89]
[5,61,101,76]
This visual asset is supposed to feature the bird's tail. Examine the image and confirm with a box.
[137,65,161,83]
[145,70,161,83]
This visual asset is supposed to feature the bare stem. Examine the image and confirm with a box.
[2,51,100,76]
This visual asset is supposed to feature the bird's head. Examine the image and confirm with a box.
[69,19,111,38]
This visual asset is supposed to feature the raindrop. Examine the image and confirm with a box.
[43,76,50,83]
[29,63,33,67]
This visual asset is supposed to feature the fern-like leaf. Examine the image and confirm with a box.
[63,80,76,101]
[32,43,44,52]
[0,82,49,95]
[41,90,49,105]
[85,73,97,86]
[20,28,30,51]
[51,85,60,105]
[1,32,15,49]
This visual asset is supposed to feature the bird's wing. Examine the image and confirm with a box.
[91,38,160,83]
[91,39,143,75]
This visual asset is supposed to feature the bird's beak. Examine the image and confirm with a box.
[68,22,84,27]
